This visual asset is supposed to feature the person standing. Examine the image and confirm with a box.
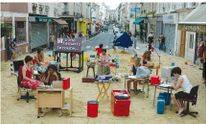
[147,32,154,51]
[49,34,55,50]
[159,34,166,51]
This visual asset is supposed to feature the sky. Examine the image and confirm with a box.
[103,0,122,10]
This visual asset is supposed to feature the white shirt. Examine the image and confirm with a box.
[179,75,192,93]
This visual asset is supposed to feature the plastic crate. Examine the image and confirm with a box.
[111,90,131,116]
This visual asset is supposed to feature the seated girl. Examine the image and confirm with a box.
[141,50,154,68]
[97,49,111,75]
[127,55,141,92]
[21,55,42,90]
[40,65,62,85]
[171,67,193,115]
[33,48,48,73]
[33,48,45,65]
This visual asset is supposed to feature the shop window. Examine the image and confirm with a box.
[15,21,26,44]
[189,34,194,49]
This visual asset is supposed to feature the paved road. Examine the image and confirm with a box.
[82,29,114,51]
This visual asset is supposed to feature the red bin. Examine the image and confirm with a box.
[150,75,161,86]
[111,90,131,116]
[87,100,98,117]
[62,78,70,90]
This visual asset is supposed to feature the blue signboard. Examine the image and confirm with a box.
[131,6,140,13]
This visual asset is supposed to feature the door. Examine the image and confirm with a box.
[185,31,196,63]
[30,23,48,49]
[179,31,186,57]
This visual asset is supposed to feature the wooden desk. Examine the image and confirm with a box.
[124,76,150,98]
[36,87,73,117]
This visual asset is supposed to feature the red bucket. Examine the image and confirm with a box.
[62,78,70,90]
[87,100,98,117]
[150,75,161,86]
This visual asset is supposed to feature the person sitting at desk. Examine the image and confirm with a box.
[127,55,141,92]
[33,48,45,65]
[40,65,62,85]
[21,55,42,90]
[171,67,193,115]
[97,49,111,75]
[33,48,48,73]
[141,50,154,68]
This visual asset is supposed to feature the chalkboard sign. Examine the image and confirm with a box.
[55,38,81,52]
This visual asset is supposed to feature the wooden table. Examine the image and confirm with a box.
[36,87,73,117]
[124,76,150,98]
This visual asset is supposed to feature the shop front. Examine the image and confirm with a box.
[163,13,178,54]
[155,15,163,47]
[1,16,28,61]
[178,24,206,63]
[29,15,51,51]
[178,4,206,63]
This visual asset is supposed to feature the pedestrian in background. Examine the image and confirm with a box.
[49,34,55,50]
[158,33,166,51]
[147,32,154,51]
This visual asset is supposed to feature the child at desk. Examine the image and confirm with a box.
[171,67,192,115]
[127,55,141,92]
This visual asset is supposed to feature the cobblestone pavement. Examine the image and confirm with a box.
[1,39,206,124]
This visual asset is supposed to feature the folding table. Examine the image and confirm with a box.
[96,80,111,101]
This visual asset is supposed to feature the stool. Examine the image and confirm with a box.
[86,62,95,78]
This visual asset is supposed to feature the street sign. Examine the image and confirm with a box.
[55,38,82,52]
[131,6,140,13]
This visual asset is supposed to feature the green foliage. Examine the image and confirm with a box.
[1,23,12,37]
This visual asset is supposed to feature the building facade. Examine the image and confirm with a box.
[1,3,29,61]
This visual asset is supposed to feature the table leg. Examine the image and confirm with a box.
[124,77,126,89]
[153,86,157,107]
[147,81,149,98]
[96,83,104,101]
[66,53,68,68]
[70,53,73,68]
[78,53,81,71]
[102,83,110,98]
[70,88,73,115]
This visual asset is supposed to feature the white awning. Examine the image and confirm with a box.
[53,19,68,25]
[179,4,206,24]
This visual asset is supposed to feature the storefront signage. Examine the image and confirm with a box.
[28,17,36,22]
[185,25,200,32]
[55,38,81,52]
[179,25,206,33]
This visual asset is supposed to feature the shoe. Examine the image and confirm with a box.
[177,108,184,115]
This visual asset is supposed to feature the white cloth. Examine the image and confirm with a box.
[179,75,192,93]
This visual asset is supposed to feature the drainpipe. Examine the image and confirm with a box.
[174,13,179,56]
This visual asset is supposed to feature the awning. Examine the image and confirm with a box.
[53,19,68,25]
[133,17,144,25]
[83,18,92,24]
[179,4,206,25]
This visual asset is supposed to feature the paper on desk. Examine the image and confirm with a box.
[159,83,172,88]
[128,75,137,79]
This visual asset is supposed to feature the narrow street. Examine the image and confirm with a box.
[1,2,206,124]
[82,29,114,51]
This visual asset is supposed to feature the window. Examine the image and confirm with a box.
[15,21,26,44]
[189,34,194,49]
